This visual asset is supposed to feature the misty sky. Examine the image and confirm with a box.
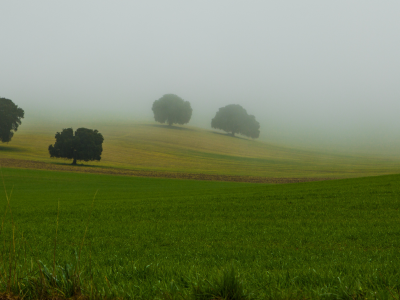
[1,1,400,153]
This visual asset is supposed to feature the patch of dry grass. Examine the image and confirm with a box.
[1,121,400,178]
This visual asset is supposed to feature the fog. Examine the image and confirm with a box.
[1,1,400,155]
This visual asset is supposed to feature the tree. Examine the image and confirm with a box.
[0,98,25,143]
[48,128,104,165]
[152,94,192,126]
[211,104,260,138]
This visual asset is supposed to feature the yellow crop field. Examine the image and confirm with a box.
[1,121,399,179]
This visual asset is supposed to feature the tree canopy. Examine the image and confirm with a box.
[152,94,192,126]
[0,98,25,143]
[211,104,260,138]
[48,128,104,165]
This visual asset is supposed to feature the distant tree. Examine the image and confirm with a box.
[0,98,25,143]
[211,104,260,138]
[48,128,104,165]
[152,94,192,126]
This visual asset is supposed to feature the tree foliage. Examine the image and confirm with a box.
[0,98,25,143]
[152,94,192,126]
[211,104,260,138]
[48,128,104,165]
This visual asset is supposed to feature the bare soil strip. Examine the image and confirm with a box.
[0,158,333,184]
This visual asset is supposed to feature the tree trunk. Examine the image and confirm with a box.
[231,131,235,137]
[71,158,77,165]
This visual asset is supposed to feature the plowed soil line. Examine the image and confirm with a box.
[0,158,334,184]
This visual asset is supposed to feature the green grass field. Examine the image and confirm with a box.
[1,121,400,178]
[1,167,400,299]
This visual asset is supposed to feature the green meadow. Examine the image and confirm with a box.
[1,167,400,299]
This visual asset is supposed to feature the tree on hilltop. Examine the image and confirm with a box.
[211,104,260,138]
[0,98,25,143]
[152,94,192,126]
[49,128,104,165]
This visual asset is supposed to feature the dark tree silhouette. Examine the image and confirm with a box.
[0,98,25,143]
[48,128,104,165]
[211,104,260,138]
[152,94,192,126]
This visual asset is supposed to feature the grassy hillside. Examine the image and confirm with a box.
[1,121,400,178]
[1,167,400,299]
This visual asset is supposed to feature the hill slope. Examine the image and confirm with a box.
[1,121,399,179]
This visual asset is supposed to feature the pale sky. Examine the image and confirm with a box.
[1,1,399,154]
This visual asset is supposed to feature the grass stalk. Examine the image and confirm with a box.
[53,201,60,286]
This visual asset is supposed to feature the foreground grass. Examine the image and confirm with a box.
[1,121,400,178]
[1,167,400,299]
